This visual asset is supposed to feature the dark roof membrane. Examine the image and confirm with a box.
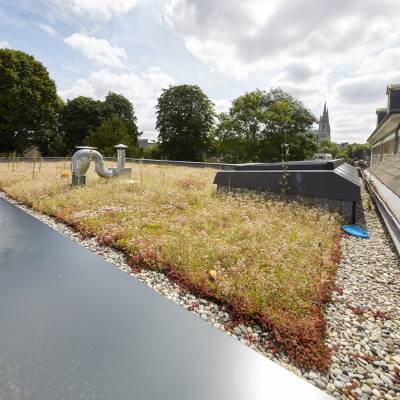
[214,159,361,202]
[233,159,345,171]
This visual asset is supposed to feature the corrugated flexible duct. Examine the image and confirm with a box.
[71,148,118,178]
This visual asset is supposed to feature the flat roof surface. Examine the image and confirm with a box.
[234,159,345,171]
[0,198,331,400]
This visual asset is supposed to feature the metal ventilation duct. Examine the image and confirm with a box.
[71,147,118,186]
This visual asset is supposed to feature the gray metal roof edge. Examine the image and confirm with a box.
[216,169,345,174]
[367,110,400,143]
[235,159,344,166]
[216,169,361,186]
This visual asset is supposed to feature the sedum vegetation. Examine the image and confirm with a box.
[0,161,341,370]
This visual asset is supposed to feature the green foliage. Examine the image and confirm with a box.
[214,88,316,162]
[317,141,371,164]
[45,131,67,156]
[0,49,62,155]
[60,96,104,153]
[85,116,136,156]
[156,85,215,161]
[258,132,318,163]
[103,92,139,145]
[211,112,247,163]
[318,139,341,158]
[141,144,162,159]
[338,143,370,164]
[61,92,139,154]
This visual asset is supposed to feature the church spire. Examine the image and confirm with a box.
[318,101,331,142]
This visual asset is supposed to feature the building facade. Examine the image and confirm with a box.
[369,85,400,167]
[367,84,400,252]
[138,138,156,149]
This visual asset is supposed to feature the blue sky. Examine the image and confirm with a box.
[1,0,400,142]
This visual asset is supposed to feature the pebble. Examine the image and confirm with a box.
[327,383,335,392]
[361,384,372,395]
[392,355,400,364]
[372,388,381,397]
[366,364,375,372]
[309,371,319,380]
[356,366,365,375]
[334,380,343,389]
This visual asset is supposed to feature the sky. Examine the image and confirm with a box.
[1,0,400,143]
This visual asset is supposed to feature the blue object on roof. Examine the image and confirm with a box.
[341,225,369,238]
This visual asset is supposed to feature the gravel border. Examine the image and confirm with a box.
[1,183,399,399]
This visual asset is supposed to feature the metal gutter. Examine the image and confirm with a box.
[361,169,400,255]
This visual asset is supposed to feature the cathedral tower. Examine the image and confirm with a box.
[318,102,331,142]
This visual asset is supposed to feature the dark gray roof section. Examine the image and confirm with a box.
[0,198,331,400]
[233,159,345,171]
[214,159,361,202]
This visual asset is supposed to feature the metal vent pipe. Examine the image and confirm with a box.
[114,144,128,169]
[71,147,118,186]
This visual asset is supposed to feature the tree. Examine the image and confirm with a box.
[318,141,371,164]
[60,93,139,154]
[156,85,215,161]
[85,116,136,157]
[141,144,162,159]
[60,96,104,153]
[229,90,269,161]
[214,88,316,162]
[103,92,139,145]
[258,132,318,163]
[318,140,341,158]
[212,112,248,163]
[0,49,62,155]
[340,143,370,164]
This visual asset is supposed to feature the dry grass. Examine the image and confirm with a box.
[0,159,341,369]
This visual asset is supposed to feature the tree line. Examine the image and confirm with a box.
[0,49,140,157]
[0,49,369,163]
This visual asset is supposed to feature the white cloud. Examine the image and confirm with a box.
[165,0,400,143]
[60,67,175,138]
[52,0,140,21]
[64,33,128,68]
[359,47,400,76]
[213,99,231,114]
[0,40,9,48]
[184,38,250,80]
[165,0,400,78]
[37,22,57,36]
